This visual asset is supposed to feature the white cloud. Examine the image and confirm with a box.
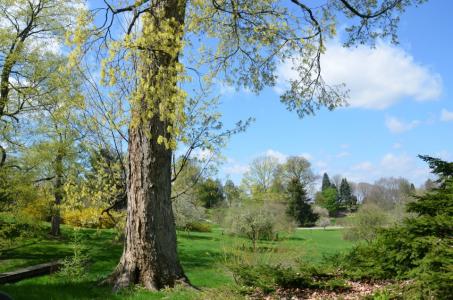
[264,149,313,163]
[393,143,403,149]
[214,79,252,96]
[380,153,413,171]
[385,116,420,134]
[315,160,328,168]
[265,149,287,163]
[352,161,374,172]
[440,109,453,122]
[314,153,430,186]
[276,41,442,109]
[224,163,250,175]
[378,153,429,183]
[216,80,235,95]
[336,151,350,158]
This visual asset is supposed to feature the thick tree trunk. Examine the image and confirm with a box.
[112,0,188,290]
[113,119,187,290]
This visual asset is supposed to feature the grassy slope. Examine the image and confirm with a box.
[0,226,352,299]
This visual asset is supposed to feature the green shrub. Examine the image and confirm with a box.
[339,156,453,298]
[0,214,45,252]
[223,202,295,250]
[172,193,206,231]
[230,263,310,293]
[343,203,390,243]
[229,261,349,294]
[184,221,212,232]
[20,193,54,222]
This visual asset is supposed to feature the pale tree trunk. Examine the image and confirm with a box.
[112,0,188,290]
[51,149,63,236]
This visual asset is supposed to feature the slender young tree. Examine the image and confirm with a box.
[25,68,85,236]
[224,179,240,207]
[71,0,426,290]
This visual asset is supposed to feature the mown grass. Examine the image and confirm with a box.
[0,225,353,299]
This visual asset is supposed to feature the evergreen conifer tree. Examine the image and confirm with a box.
[321,173,331,191]
[340,178,356,210]
[343,155,453,297]
[286,178,317,226]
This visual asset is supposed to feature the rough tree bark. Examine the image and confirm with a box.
[112,0,189,290]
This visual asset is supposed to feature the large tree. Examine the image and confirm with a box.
[0,0,83,167]
[196,178,225,208]
[242,155,280,195]
[277,156,316,187]
[72,0,425,290]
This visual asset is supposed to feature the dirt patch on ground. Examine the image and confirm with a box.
[247,280,402,299]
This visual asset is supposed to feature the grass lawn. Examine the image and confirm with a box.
[0,225,353,299]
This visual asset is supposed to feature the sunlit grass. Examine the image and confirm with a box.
[0,224,353,299]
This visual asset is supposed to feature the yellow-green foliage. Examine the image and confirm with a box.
[21,193,54,222]
[61,207,124,229]
[0,212,46,252]
[0,165,54,222]
[63,149,124,207]
[184,222,212,233]
[60,150,126,229]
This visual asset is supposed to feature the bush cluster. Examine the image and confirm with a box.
[229,261,348,294]
[61,208,124,229]
[182,221,212,232]
[0,214,45,252]
[223,202,295,249]
[338,156,453,298]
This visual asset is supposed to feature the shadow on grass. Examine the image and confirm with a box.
[0,242,38,254]
[179,246,223,269]
[0,251,71,261]
[286,236,306,241]
[0,279,121,300]
[178,233,220,241]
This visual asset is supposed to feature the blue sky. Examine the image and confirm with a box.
[83,1,452,187]
[216,1,453,187]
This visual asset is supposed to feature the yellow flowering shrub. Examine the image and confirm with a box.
[61,207,125,229]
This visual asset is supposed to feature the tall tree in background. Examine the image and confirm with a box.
[365,177,414,210]
[321,173,331,191]
[224,179,240,207]
[242,155,280,195]
[278,156,316,187]
[17,54,85,236]
[286,178,317,226]
[339,178,357,211]
[316,187,340,216]
[72,0,426,290]
[197,178,225,208]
